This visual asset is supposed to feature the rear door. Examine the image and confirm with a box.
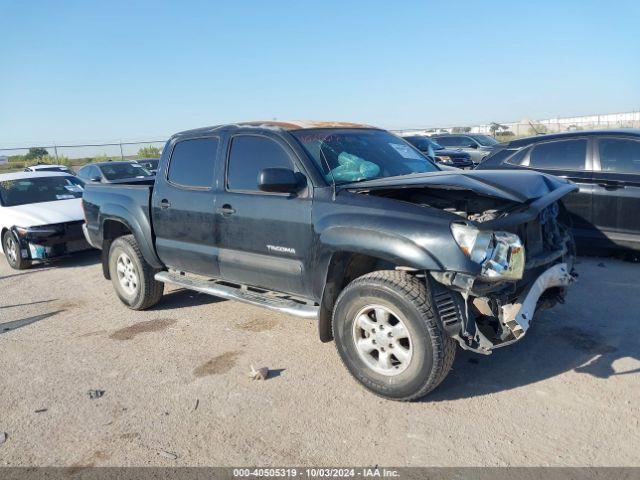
[516,138,595,241]
[592,135,640,247]
[151,136,221,276]
[216,132,313,296]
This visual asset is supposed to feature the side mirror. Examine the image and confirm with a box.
[467,143,478,149]
[258,168,305,194]
[90,176,102,182]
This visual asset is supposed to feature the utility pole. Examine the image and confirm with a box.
[120,141,124,160]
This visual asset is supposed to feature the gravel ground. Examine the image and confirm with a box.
[0,252,638,467]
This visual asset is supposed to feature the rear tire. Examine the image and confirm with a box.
[108,234,164,310]
[332,270,456,401]
[2,230,30,270]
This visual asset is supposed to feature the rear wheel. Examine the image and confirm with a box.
[332,270,456,401]
[2,230,30,270]
[108,235,164,310]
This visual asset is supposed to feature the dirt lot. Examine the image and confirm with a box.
[0,252,638,467]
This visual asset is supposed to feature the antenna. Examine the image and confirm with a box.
[319,142,337,201]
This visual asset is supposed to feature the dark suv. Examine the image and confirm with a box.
[476,129,640,252]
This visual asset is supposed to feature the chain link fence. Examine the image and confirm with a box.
[394,112,640,140]
[0,140,166,173]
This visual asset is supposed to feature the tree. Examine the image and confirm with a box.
[25,147,49,161]
[137,146,161,158]
[489,123,508,135]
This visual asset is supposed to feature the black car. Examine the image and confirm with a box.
[136,158,160,173]
[431,133,499,165]
[403,136,474,169]
[78,161,154,184]
[476,129,640,252]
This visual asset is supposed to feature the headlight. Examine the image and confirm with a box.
[437,155,453,164]
[451,223,525,280]
[14,225,61,237]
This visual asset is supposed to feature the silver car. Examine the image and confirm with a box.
[431,134,499,165]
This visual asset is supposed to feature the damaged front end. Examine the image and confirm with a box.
[430,202,576,354]
[11,221,90,261]
[349,170,579,354]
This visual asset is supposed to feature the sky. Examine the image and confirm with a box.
[1,0,639,147]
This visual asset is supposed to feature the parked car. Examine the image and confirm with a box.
[0,172,90,269]
[403,135,474,169]
[24,164,74,175]
[77,161,154,184]
[431,134,499,165]
[83,120,576,401]
[476,129,640,252]
[135,158,160,173]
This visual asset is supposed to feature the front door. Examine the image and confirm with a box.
[591,136,640,248]
[216,133,313,297]
[152,136,221,277]
[523,137,594,243]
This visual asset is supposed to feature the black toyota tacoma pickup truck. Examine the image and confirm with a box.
[83,121,577,401]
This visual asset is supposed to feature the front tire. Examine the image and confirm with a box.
[332,271,456,401]
[108,235,164,310]
[2,230,30,270]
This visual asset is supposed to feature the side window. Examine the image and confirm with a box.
[528,139,587,170]
[227,135,293,192]
[80,166,98,180]
[598,138,640,174]
[167,137,219,188]
[459,136,477,147]
[504,147,529,166]
[436,136,460,147]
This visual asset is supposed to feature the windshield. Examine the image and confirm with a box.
[98,163,153,180]
[473,135,499,146]
[0,176,84,207]
[292,129,440,184]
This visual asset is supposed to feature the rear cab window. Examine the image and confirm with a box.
[167,137,219,188]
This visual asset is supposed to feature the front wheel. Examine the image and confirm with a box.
[332,271,456,401]
[2,230,30,270]
[108,235,164,310]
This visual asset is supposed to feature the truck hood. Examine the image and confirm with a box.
[1,198,84,228]
[342,169,577,204]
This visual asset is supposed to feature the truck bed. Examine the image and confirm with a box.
[82,181,159,268]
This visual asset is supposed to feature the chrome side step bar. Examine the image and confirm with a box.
[154,271,319,319]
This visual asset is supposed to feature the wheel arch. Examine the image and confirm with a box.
[99,214,161,279]
[318,250,421,343]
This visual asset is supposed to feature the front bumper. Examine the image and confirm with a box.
[499,263,573,340]
[13,221,91,261]
[432,262,575,355]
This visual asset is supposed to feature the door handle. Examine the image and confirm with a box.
[159,199,171,209]
[216,204,236,215]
